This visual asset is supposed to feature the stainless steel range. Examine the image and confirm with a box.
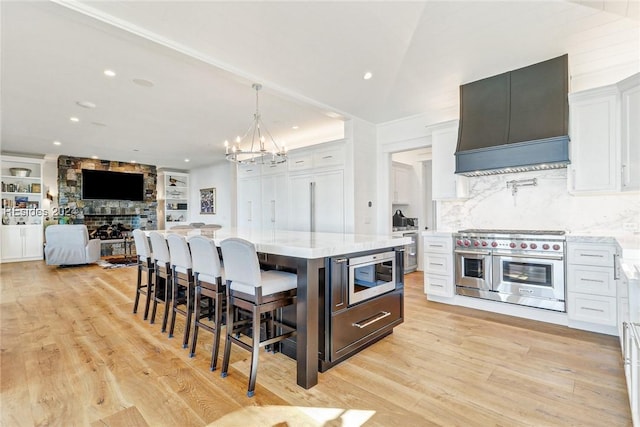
[453,229,566,312]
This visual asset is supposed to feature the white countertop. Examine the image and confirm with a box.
[150,228,411,259]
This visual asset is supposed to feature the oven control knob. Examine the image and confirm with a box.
[464,240,470,246]
[509,242,516,248]
[481,241,488,247]
[456,239,463,246]
[553,244,561,251]
[491,241,498,248]
[473,240,479,247]
[542,244,550,250]
[530,243,538,249]
[520,243,528,249]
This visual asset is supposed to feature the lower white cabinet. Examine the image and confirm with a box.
[237,175,262,231]
[261,173,288,231]
[1,225,43,262]
[423,234,454,298]
[567,241,621,331]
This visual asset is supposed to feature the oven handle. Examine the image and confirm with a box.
[493,252,563,261]
[454,250,491,256]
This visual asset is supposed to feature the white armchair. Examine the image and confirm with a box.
[44,224,101,266]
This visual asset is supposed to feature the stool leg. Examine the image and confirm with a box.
[168,272,179,339]
[182,280,194,349]
[247,305,261,398]
[221,294,234,378]
[133,263,142,314]
[189,284,201,357]
[161,274,171,333]
[143,266,153,320]
[210,292,223,371]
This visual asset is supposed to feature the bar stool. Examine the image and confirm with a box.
[166,234,195,349]
[131,229,154,320]
[187,235,225,370]
[148,231,172,332]
[219,237,297,397]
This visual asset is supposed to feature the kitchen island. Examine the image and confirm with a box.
[149,228,410,389]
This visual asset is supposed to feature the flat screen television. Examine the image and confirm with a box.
[81,169,145,201]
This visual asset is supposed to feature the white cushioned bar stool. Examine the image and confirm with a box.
[166,234,195,349]
[148,231,172,332]
[187,235,226,370]
[131,229,154,320]
[219,237,297,397]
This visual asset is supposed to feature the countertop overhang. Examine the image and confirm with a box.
[149,228,411,259]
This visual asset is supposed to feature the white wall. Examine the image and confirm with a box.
[188,160,235,228]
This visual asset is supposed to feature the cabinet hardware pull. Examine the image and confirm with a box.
[352,311,391,329]
[613,254,620,280]
[431,263,444,266]
[334,258,347,264]
[580,307,604,312]
[580,253,604,258]
[322,155,333,159]
[295,160,304,164]
[580,278,604,283]
[429,244,444,248]
[454,250,491,256]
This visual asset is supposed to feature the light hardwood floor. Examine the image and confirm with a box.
[0,261,632,426]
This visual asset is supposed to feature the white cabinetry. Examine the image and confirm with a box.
[568,73,640,194]
[288,169,344,233]
[567,241,621,333]
[158,171,189,229]
[237,162,289,231]
[430,122,468,200]
[1,155,44,263]
[391,162,411,205]
[423,234,454,298]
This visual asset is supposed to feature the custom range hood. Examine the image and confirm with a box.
[455,55,570,176]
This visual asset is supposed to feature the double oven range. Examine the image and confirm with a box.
[454,229,566,312]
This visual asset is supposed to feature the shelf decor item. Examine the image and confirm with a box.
[9,167,31,177]
[200,188,216,214]
[31,183,41,194]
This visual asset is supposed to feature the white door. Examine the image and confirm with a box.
[1,226,23,261]
[237,176,261,231]
[288,174,312,231]
[262,173,288,231]
[314,170,344,233]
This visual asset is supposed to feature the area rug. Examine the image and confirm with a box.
[97,258,137,269]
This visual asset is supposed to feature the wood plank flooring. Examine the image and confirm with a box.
[0,261,632,426]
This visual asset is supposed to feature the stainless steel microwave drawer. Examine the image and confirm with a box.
[331,291,402,359]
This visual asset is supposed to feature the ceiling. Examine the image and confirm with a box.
[1,1,639,170]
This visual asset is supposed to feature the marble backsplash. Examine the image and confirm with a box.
[437,168,640,250]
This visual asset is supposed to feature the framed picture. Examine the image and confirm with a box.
[200,188,216,214]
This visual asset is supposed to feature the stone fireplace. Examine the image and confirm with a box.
[56,156,158,256]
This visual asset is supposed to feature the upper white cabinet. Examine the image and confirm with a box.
[430,122,469,200]
[568,73,639,194]
[1,155,44,263]
[619,73,640,191]
[391,162,411,205]
[157,170,189,229]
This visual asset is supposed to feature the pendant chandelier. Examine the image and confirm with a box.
[224,83,287,165]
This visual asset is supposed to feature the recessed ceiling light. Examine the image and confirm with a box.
[104,69,116,77]
[132,78,154,87]
[53,141,61,146]
[76,101,96,109]
[70,117,79,122]
[184,158,190,162]
[363,71,373,80]
[133,149,139,152]
[292,125,299,130]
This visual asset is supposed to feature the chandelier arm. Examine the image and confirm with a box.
[257,117,283,152]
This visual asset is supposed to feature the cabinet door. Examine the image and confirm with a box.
[237,176,261,231]
[262,173,288,231]
[314,170,344,233]
[22,225,43,259]
[1,227,23,261]
[569,90,618,193]
[288,174,312,231]
[620,79,640,191]
[432,125,468,200]
[392,165,411,204]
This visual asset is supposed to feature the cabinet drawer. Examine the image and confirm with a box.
[424,274,453,297]
[313,146,345,169]
[261,161,287,175]
[237,164,261,177]
[567,243,617,267]
[424,252,451,275]
[568,265,616,296]
[331,291,401,359]
[287,152,314,171]
[424,236,452,253]
[568,293,617,326]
